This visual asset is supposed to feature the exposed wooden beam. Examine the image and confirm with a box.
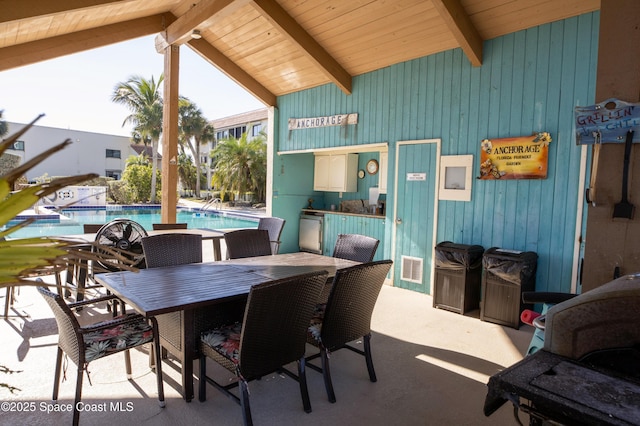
[156,0,251,51]
[0,0,129,24]
[431,0,483,66]
[250,0,352,95]
[0,15,165,71]
[187,38,276,106]
[155,9,272,105]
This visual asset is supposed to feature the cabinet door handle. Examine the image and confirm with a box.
[395,217,402,224]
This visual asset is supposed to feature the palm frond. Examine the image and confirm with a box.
[0,116,102,287]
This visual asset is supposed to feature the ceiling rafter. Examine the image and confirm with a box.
[187,37,276,106]
[250,0,352,95]
[0,15,165,72]
[0,0,128,24]
[430,0,483,66]
[155,0,251,52]
[154,6,275,107]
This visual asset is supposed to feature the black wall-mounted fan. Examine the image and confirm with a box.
[94,219,148,271]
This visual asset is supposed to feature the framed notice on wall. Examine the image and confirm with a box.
[477,133,552,180]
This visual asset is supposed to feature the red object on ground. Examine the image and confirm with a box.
[520,309,541,326]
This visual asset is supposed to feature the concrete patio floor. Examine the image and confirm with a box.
[1,265,532,425]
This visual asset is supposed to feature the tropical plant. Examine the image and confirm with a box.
[0,115,98,287]
[107,179,129,204]
[178,98,215,198]
[121,156,159,203]
[177,153,197,192]
[210,128,266,203]
[1,115,141,393]
[111,74,164,203]
[248,130,267,202]
[126,153,151,167]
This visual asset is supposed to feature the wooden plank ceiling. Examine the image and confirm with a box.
[0,0,599,106]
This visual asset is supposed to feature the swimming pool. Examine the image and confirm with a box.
[7,207,259,239]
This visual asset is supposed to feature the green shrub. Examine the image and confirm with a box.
[107,180,131,204]
[121,163,161,203]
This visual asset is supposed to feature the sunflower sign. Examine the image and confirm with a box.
[478,133,551,180]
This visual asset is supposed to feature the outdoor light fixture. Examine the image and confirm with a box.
[191,29,202,39]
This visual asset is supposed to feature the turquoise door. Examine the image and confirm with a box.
[393,140,439,294]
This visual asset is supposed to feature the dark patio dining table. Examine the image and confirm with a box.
[58,228,228,302]
[94,252,358,401]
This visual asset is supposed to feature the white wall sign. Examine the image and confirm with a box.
[288,113,358,130]
[406,173,426,181]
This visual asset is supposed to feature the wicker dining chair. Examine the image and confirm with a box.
[257,217,286,254]
[3,234,15,318]
[38,285,165,426]
[306,259,393,403]
[141,233,203,363]
[4,285,16,319]
[332,233,380,262]
[152,222,188,230]
[83,224,104,233]
[199,270,328,426]
[142,233,202,268]
[224,229,272,259]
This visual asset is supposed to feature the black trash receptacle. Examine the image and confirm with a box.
[480,248,537,329]
[433,242,484,314]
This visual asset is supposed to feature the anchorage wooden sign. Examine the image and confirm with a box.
[288,113,358,130]
[478,133,551,180]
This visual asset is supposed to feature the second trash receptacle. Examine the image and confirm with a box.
[433,242,484,314]
[480,248,538,329]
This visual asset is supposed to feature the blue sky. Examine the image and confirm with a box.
[0,35,264,137]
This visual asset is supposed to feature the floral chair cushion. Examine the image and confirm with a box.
[201,323,242,364]
[83,314,153,363]
[307,303,326,343]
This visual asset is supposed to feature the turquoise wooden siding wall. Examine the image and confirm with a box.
[273,13,599,294]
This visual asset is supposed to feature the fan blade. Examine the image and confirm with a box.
[123,223,132,240]
[130,242,144,254]
[99,232,119,245]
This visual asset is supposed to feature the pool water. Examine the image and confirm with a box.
[7,208,259,239]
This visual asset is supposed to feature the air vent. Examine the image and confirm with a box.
[401,255,423,283]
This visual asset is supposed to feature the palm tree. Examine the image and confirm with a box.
[248,129,267,201]
[177,152,197,193]
[111,75,164,203]
[211,128,266,203]
[126,153,150,167]
[178,99,215,198]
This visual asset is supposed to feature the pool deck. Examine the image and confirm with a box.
[178,198,267,217]
[12,207,62,222]
[1,274,532,426]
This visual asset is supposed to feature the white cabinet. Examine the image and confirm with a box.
[378,151,388,194]
[313,153,358,192]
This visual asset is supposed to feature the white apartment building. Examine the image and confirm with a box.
[5,109,267,186]
[4,122,150,181]
[203,108,268,188]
